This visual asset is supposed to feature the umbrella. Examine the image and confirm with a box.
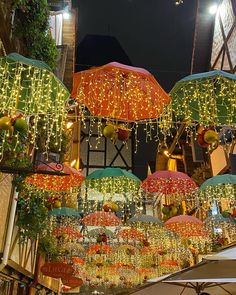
[71,62,170,122]
[170,70,236,126]
[26,162,85,191]
[86,244,113,254]
[141,170,198,195]
[53,226,83,239]
[116,228,145,241]
[198,174,236,202]
[49,207,81,217]
[85,167,141,194]
[165,215,206,238]
[0,53,70,158]
[127,214,163,225]
[80,211,122,226]
[87,227,114,238]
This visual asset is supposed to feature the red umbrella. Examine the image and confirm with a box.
[71,62,170,122]
[26,162,85,191]
[80,211,122,226]
[141,171,198,195]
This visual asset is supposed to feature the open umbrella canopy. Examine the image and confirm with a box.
[199,174,236,202]
[116,227,145,241]
[26,162,85,191]
[141,170,198,195]
[0,53,70,159]
[87,227,114,238]
[71,62,170,122]
[85,167,141,194]
[127,214,163,225]
[170,70,236,126]
[49,207,81,217]
[80,211,122,226]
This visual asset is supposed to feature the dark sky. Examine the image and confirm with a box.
[75,0,198,91]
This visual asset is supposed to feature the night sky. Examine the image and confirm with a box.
[75,0,198,91]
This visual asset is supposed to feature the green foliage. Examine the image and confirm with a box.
[17,191,49,241]
[13,0,58,69]
[38,231,58,259]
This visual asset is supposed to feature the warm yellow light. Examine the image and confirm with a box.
[164,150,170,157]
[70,159,76,167]
[66,121,73,129]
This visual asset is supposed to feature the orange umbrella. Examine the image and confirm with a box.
[53,226,83,239]
[26,162,85,191]
[80,211,122,226]
[87,244,113,254]
[116,228,145,241]
[71,62,170,122]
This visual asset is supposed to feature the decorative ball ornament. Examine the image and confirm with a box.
[203,130,218,144]
[0,116,12,131]
[117,128,130,141]
[197,133,208,148]
[14,118,28,133]
[103,125,116,139]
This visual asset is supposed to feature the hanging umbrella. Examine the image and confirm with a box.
[127,214,163,225]
[0,53,70,159]
[80,211,122,226]
[87,228,114,238]
[86,244,113,254]
[53,226,83,239]
[141,171,198,195]
[85,167,141,194]
[26,162,85,191]
[165,215,206,238]
[71,62,170,122]
[116,228,145,241]
[170,70,236,126]
[49,207,81,217]
[199,174,236,202]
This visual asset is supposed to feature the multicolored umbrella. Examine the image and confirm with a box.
[53,226,83,239]
[26,162,85,191]
[72,62,170,122]
[80,211,122,226]
[141,171,198,195]
[170,70,236,126]
[85,167,141,194]
[87,228,114,238]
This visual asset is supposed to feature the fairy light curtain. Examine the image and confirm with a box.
[0,53,70,160]
[170,70,236,127]
[71,62,172,149]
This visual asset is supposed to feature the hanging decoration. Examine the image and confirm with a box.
[198,174,236,205]
[170,70,236,127]
[26,162,85,192]
[71,62,172,150]
[116,228,145,242]
[80,211,122,226]
[0,53,70,162]
[165,215,211,254]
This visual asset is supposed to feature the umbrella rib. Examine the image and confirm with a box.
[217,284,233,295]
[180,283,188,295]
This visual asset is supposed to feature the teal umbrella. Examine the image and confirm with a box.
[200,174,236,190]
[85,167,141,193]
[170,70,236,126]
[127,214,163,225]
[198,174,236,202]
[49,207,81,218]
[87,228,114,238]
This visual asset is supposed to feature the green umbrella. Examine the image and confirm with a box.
[87,228,114,238]
[198,174,236,202]
[85,167,141,193]
[170,70,236,126]
[49,207,81,217]
[0,53,70,160]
